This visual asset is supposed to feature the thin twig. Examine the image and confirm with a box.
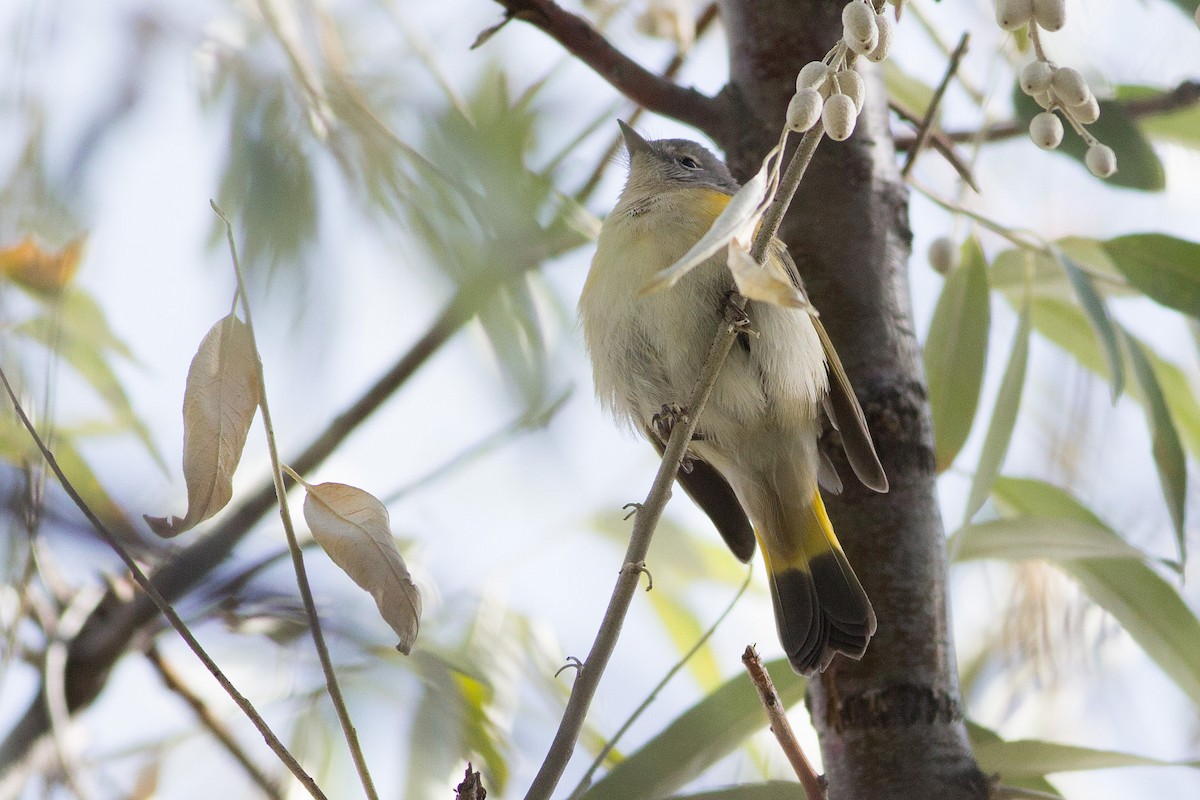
[454,764,487,800]
[567,567,754,799]
[901,32,970,179]
[741,646,826,800]
[483,0,723,138]
[145,646,285,800]
[888,100,980,192]
[0,365,329,800]
[574,2,720,204]
[523,120,827,800]
[214,202,379,800]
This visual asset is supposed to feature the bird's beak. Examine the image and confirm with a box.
[618,120,653,157]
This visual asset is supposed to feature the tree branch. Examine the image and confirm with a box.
[894,79,1200,149]
[0,282,481,773]
[481,0,725,139]
[742,646,826,800]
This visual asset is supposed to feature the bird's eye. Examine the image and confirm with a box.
[678,156,700,169]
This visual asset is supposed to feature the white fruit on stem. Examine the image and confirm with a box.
[1033,91,1055,110]
[787,89,824,132]
[835,69,866,112]
[866,12,893,62]
[1033,0,1066,31]
[1051,67,1090,107]
[823,93,858,141]
[995,0,1034,31]
[1085,143,1117,177]
[1070,95,1101,125]
[797,61,830,91]
[842,1,879,54]
[1029,111,1064,149]
[1020,61,1054,95]
[928,237,958,275]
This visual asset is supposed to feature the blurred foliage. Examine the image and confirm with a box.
[1,0,1199,799]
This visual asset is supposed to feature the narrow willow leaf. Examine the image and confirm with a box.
[1029,298,1200,458]
[666,782,810,800]
[990,238,1133,300]
[992,478,1200,707]
[641,145,780,295]
[144,315,260,537]
[299,477,421,653]
[1104,233,1200,318]
[964,296,1031,523]
[727,238,808,308]
[1121,329,1188,566]
[582,658,805,800]
[1125,83,1200,148]
[951,518,1148,563]
[966,722,1064,796]
[967,720,1194,780]
[646,592,722,690]
[924,237,990,471]
[1054,252,1125,400]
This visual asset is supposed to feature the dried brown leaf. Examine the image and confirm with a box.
[300,479,421,653]
[145,314,260,537]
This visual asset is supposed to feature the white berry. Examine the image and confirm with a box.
[1033,0,1066,31]
[1029,111,1063,149]
[787,89,824,132]
[1033,91,1055,110]
[1070,95,1101,125]
[866,13,893,62]
[842,2,879,55]
[928,237,958,275]
[797,61,830,91]
[823,93,858,141]
[1019,61,1054,96]
[835,69,866,112]
[1051,67,1090,107]
[995,0,1034,31]
[1085,143,1117,178]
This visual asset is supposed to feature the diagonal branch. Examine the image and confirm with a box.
[895,78,1200,149]
[481,0,725,139]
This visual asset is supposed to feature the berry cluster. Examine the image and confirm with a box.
[996,0,1117,178]
[786,1,893,142]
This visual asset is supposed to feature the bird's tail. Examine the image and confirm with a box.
[758,491,875,675]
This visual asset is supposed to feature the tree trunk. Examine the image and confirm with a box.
[714,1,989,797]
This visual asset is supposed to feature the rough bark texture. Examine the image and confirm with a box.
[714,1,989,798]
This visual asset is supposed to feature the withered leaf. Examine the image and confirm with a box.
[300,479,421,654]
[145,314,260,537]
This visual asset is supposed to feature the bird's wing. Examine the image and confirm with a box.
[774,240,889,494]
[645,426,757,562]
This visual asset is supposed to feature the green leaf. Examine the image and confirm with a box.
[951,518,1148,563]
[925,237,990,471]
[966,722,1063,796]
[1131,88,1200,149]
[51,435,142,542]
[582,658,805,800]
[964,296,1030,523]
[967,720,1196,779]
[1028,298,1200,458]
[17,322,165,470]
[992,478,1200,707]
[1121,329,1188,566]
[1053,251,1125,400]
[990,238,1134,301]
[647,592,723,690]
[1104,233,1200,318]
[667,783,808,800]
[1013,88,1165,191]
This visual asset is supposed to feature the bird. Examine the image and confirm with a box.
[578,121,888,675]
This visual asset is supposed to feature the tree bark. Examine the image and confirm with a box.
[714,1,989,798]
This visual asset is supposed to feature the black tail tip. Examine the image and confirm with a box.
[771,557,877,676]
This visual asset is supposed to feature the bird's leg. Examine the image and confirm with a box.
[651,404,705,473]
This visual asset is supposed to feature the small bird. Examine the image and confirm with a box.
[579,122,888,675]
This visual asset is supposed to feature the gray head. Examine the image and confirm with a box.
[618,120,740,196]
